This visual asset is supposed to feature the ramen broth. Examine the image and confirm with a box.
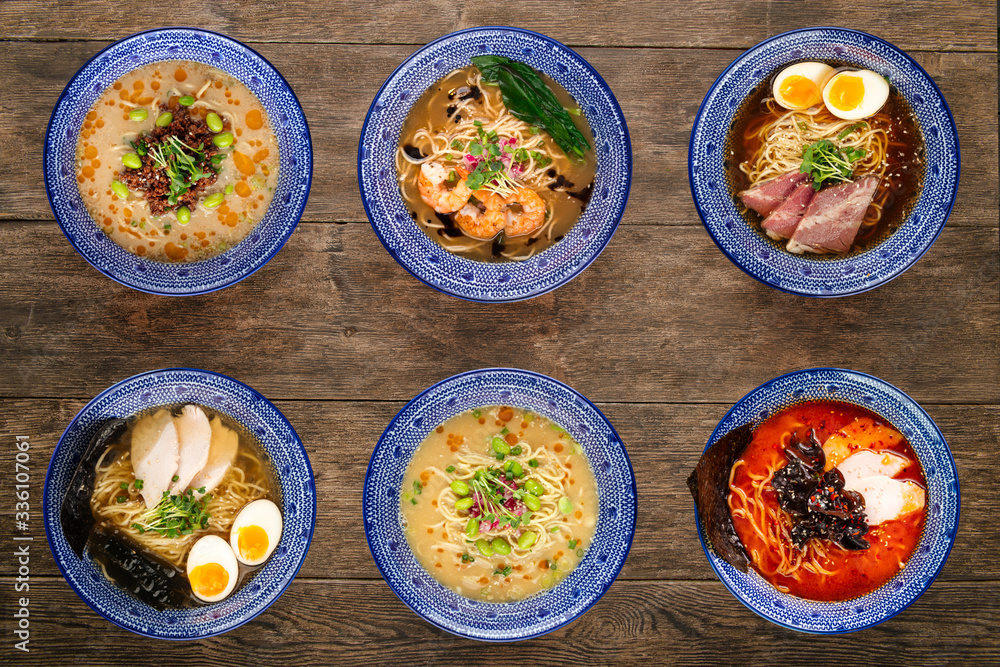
[397,66,597,262]
[729,402,926,601]
[75,61,280,262]
[727,65,925,253]
[400,406,598,602]
[88,404,279,607]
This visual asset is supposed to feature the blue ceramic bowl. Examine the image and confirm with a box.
[689,27,959,297]
[696,368,959,633]
[44,28,312,295]
[358,27,632,302]
[364,368,637,641]
[43,369,316,639]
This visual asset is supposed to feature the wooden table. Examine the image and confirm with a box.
[1,2,997,664]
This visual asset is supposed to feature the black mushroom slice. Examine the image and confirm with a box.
[772,430,870,551]
[687,423,753,573]
[60,418,128,558]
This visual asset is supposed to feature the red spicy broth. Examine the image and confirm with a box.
[728,401,926,601]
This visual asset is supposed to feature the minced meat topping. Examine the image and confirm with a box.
[117,104,227,215]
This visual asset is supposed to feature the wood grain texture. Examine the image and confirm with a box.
[1,0,996,51]
[0,223,996,403]
[3,578,997,665]
[0,43,996,227]
[0,1,997,662]
[2,399,996,582]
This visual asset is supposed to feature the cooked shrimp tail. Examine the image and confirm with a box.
[417,162,473,214]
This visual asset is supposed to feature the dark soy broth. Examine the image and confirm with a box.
[726,64,925,256]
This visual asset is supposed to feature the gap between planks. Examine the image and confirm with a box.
[0,37,994,54]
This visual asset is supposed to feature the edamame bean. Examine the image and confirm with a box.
[450,480,470,497]
[128,108,148,122]
[475,538,494,557]
[509,461,523,478]
[454,497,474,511]
[202,192,225,209]
[155,112,173,127]
[176,206,191,225]
[524,479,545,496]
[206,112,224,133]
[558,496,574,515]
[518,531,537,550]
[523,493,541,512]
[225,184,234,195]
[178,95,195,107]
[212,131,234,148]
[121,153,142,170]
[491,436,510,456]
[111,180,129,199]
[490,537,512,555]
[465,518,480,538]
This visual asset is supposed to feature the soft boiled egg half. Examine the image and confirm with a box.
[186,535,239,603]
[230,499,283,566]
[772,62,835,110]
[822,69,891,120]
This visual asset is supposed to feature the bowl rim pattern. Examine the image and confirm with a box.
[363,367,637,641]
[42,367,316,639]
[44,26,313,296]
[357,26,632,303]
[688,26,960,298]
[694,366,960,633]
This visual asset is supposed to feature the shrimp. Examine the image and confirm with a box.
[417,162,473,214]
[496,187,547,237]
[453,191,504,240]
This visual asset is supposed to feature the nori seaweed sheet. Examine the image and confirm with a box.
[60,418,128,558]
[687,423,753,572]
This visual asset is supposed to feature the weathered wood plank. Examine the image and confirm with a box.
[2,400,995,582]
[0,43,995,228]
[0,223,996,404]
[1,0,996,51]
[4,578,997,665]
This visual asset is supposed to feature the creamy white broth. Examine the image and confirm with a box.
[400,406,598,603]
[75,61,279,262]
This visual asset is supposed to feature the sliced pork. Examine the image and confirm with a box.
[170,405,212,493]
[787,176,879,254]
[130,409,179,509]
[761,182,816,239]
[738,171,810,217]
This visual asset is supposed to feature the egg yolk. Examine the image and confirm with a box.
[238,525,270,562]
[189,562,230,598]
[779,75,822,108]
[827,74,866,111]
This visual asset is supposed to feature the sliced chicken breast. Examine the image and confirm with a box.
[130,409,180,509]
[170,405,212,493]
[843,475,926,526]
[837,449,911,487]
[822,417,906,471]
[189,416,239,497]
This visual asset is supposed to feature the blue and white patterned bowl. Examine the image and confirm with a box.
[44,28,312,295]
[697,368,959,633]
[364,368,637,640]
[689,27,959,297]
[358,27,632,302]
[43,368,316,639]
